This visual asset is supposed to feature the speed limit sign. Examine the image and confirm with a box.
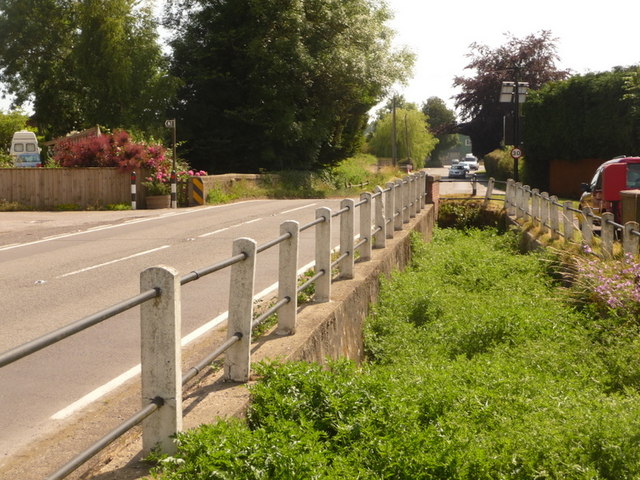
[510,147,523,159]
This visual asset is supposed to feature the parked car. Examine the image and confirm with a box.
[461,154,479,170]
[9,130,41,167]
[579,155,640,222]
[448,164,467,178]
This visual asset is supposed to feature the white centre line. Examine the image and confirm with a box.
[56,245,171,279]
[198,217,263,238]
[280,202,317,215]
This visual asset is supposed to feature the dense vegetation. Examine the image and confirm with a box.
[152,226,640,479]
[523,66,640,189]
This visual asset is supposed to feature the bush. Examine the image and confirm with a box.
[482,147,518,181]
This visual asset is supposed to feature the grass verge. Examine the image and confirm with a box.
[151,226,640,479]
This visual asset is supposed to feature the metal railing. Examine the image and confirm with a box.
[0,171,433,480]
[504,179,640,258]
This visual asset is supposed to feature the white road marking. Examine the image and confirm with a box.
[49,260,319,421]
[198,217,263,238]
[280,203,317,214]
[56,245,171,279]
[0,201,261,252]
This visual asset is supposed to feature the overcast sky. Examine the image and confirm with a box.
[3,0,638,117]
[386,0,639,113]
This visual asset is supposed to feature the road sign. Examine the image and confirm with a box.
[164,119,175,128]
[510,147,523,159]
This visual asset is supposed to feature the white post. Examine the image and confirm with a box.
[402,176,410,223]
[540,192,549,234]
[504,178,516,216]
[224,238,256,382]
[601,212,615,258]
[624,221,640,256]
[563,202,574,244]
[315,207,332,302]
[277,221,299,335]
[522,186,531,219]
[340,198,355,279]
[515,183,523,220]
[140,265,182,455]
[409,175,417,218]
[549,195,560,240]
[394,179,403,231]
[359,192,372,261]
[374,186,386,249]
[385,182,395,239]
[483,177,495,207]
[531,189,540,227]
[418,171,426,209]
[581,207,594,247]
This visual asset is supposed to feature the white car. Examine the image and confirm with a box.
[461,154,479,170]
[448,164,467,178]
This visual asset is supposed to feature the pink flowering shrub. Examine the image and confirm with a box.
[566,249,640,320]
[53,130,168,173]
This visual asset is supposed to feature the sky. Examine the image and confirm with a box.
[2,0,638,117]
[385,0,639,114]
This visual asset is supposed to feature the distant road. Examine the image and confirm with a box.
[0,199,348,467]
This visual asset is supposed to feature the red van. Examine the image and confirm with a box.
[580,156,640,222]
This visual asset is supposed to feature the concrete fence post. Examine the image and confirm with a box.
[540,193,549,234]
[315,207,332,302]
[385,182,395,238]
[394,179,403,231]
[277,221,299,335]
[601,212,615,258]
[563,202,575,244]
[483,177,495,207]
[549,195,560,240]
[374,186,386,249]
[409,175,417,218]
[624,221,640,256]
[523,186,531,219]
[506,179,515,215]
[531,189,540,227]
[359,192,372,261]
[339,198,355,279]
[402,176,410,224]
[140,265,182,455]
[224,237,256,382]
[581,207,594,247]
[417,171,425,210]
[515,183,523,220]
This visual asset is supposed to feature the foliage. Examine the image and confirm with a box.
[523,66,640,190]
[437,200,505,230]
[0,110,31,153]
[0,0,176,137]
[421,97,458,165]
[166,0,414,173]
[483,146,520,181]
[52,130,168,172]
[560,249,640,322]
[152,228,640,479]
[142,171,171,196]
[453,31,569,157]
[367,108,438,168]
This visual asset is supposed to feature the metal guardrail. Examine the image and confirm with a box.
[0,171,433,480]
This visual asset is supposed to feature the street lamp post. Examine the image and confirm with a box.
[500,80,528,182]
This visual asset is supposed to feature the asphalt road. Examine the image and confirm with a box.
[0,199,348,466]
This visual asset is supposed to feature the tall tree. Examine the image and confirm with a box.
[452,31,569,157]
[421,97,458,164]
[0,0,175,137]
[166,0,414,172]
[368,108,437,168]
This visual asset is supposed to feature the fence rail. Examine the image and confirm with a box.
[504,179,640,258]
[0,171,432,480]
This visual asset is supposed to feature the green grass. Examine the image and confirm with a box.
[153,226,640,479]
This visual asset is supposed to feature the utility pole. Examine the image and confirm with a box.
[391,96,398,168]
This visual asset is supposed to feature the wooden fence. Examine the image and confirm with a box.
[0,168,134,209]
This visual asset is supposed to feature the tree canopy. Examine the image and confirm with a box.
[453,31,569,157]
[421,97,458,163]
[367,107,437,168]
[166,0,414,173]
[0,0,175,137]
